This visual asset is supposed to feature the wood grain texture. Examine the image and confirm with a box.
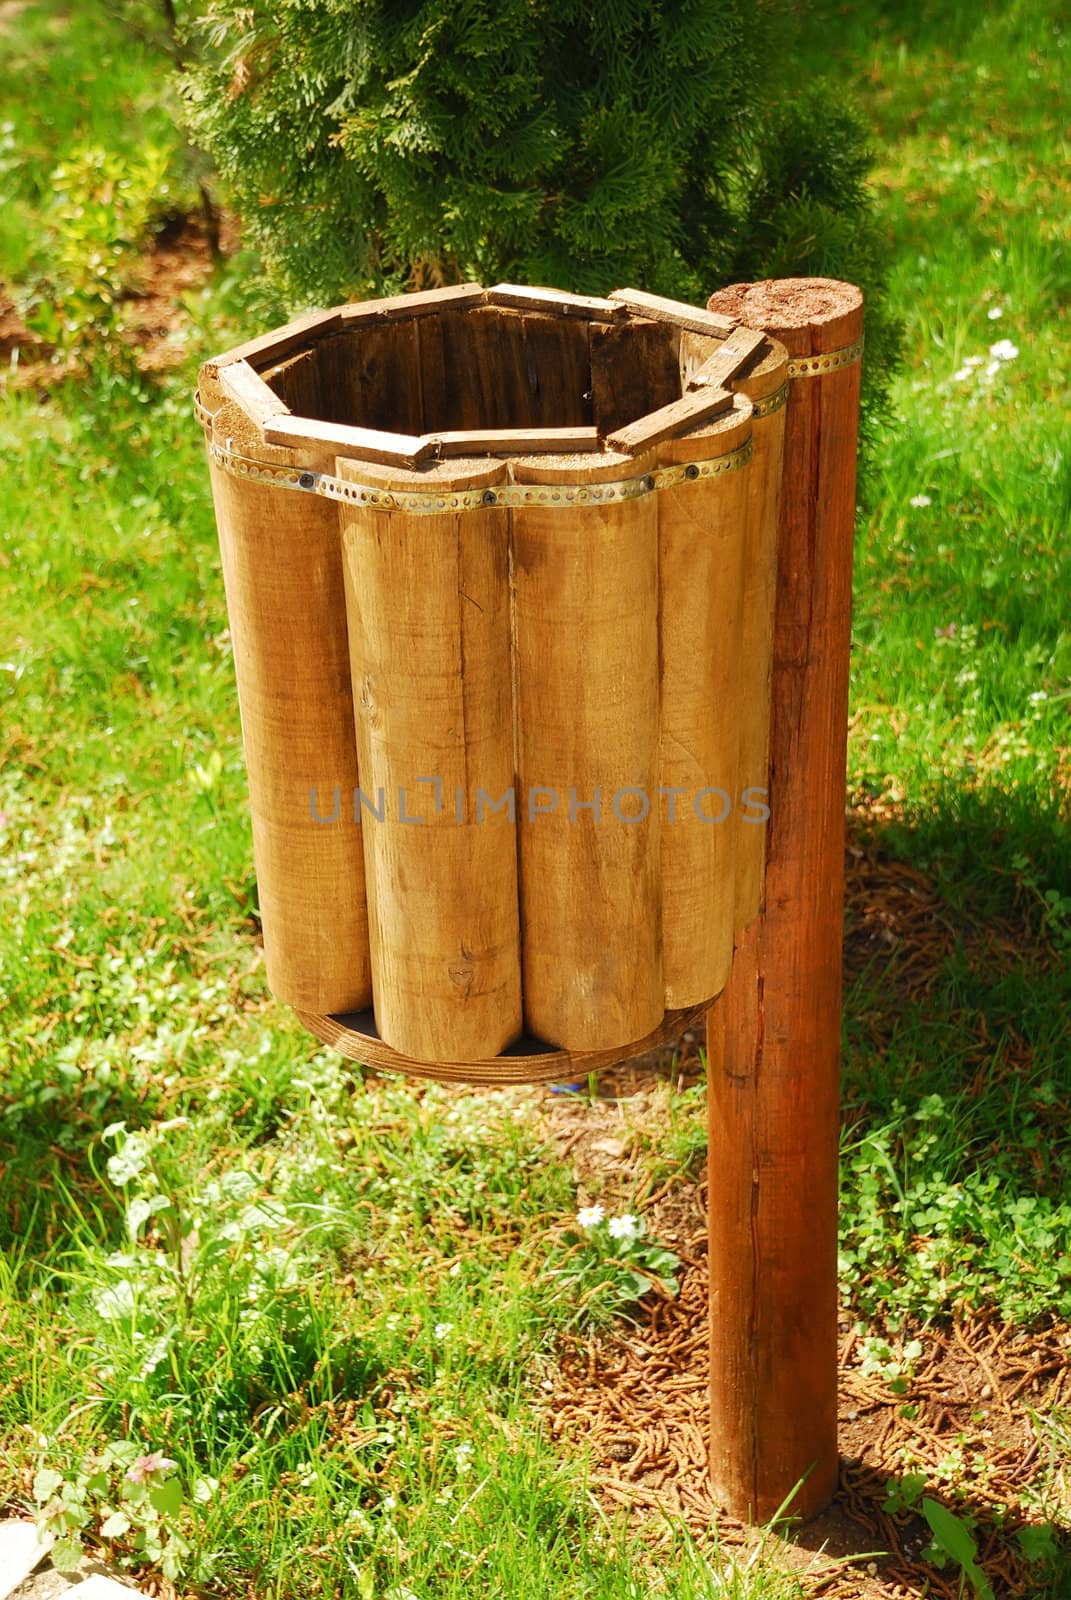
[208,305,345,373]
[260,347,323,418]
[685,325,768,390]
[316,321,426,435]
[336,456,523,1063]
[205,419,373,1015]
[657,397,753,1008]
[517,310,596,428]
[730,338,789,928]
[262,415,433,467]
[609,286,737,336]
[339,282,487,320]
[704,278,863,1522]
[429,306,547,431]
[608,386,733,453]
[679,332,793,928]
[428,425,600,457]
[589,318,682,437]
[511,450,663,1052]
[218,359,290,427]
[487,283,626,320]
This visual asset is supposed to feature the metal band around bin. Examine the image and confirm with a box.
[750,383,789,419]
[196,413,753,515]
[786,334,865,380]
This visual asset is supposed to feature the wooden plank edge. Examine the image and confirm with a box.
[263,416,434,468]
[486,283,627,321]
[340,282,487,322]
[428,426,602,458]
[609,287,738,338]
[686,327,769,390]
[207,306,346,373]
[607,387,734,453]
[218,359,291,427]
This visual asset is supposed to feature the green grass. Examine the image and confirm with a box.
[1,0,1070,1593]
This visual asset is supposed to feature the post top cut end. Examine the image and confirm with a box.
[706,278,864,357]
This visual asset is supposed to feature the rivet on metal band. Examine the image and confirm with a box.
[750,383,789,419]
[198,427,753,515]
[786,334,865,380]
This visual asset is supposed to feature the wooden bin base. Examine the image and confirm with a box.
[297,1003,709,1086]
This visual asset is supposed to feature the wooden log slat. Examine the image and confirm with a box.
[730,338,789,927]
[607,386,733,453]
[704,276,864,1524]
[681,328,790,927]
[609,287,737,337]
[205,417,373,1015]
[336,455,523,1064]
[657,396,754,1008]
[511,449,663,1052]
[487,283,627,320]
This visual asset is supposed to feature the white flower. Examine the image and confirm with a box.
[986,360,1002,377]
[989,338,1019,361]
[964,355,985,367]
[987,306,1003,320]
[1029,690,1048,704]
[607,1214,638,1240]
[951,366,972,382]
[576,1205,605,1229]
[433,1321,453,1339]
[909,494,932,508]
[382,1494,397,1511]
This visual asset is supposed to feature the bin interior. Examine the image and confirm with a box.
[257,306,687,440]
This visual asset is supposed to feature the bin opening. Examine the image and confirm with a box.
[257,303,686,440]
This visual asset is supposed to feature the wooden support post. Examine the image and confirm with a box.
[703,278,865,1522]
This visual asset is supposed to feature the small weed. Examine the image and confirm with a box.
[858,1335,924,1395]
[33,1444,196,1581]
[921,1497,994,1600]
[549,1207,681,1326]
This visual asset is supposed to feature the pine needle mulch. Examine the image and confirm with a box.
[538,823,1070,1595]
[544,1229,1070,1597]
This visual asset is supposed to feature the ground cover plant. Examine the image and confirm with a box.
[0,0,1069,1595]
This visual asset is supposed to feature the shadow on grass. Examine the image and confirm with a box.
[843,780,1070,1171]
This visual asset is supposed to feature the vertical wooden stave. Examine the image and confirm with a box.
[201,397,373,1015]
[336,456,523,1063]
[657,396,754,1008]
[511,451,663,1052]
[590,317,682,436]
[703,278,864,1522]
[732,340,789,928]
[679,336,789,929]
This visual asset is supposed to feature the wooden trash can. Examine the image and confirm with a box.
[196,283,786,1083]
